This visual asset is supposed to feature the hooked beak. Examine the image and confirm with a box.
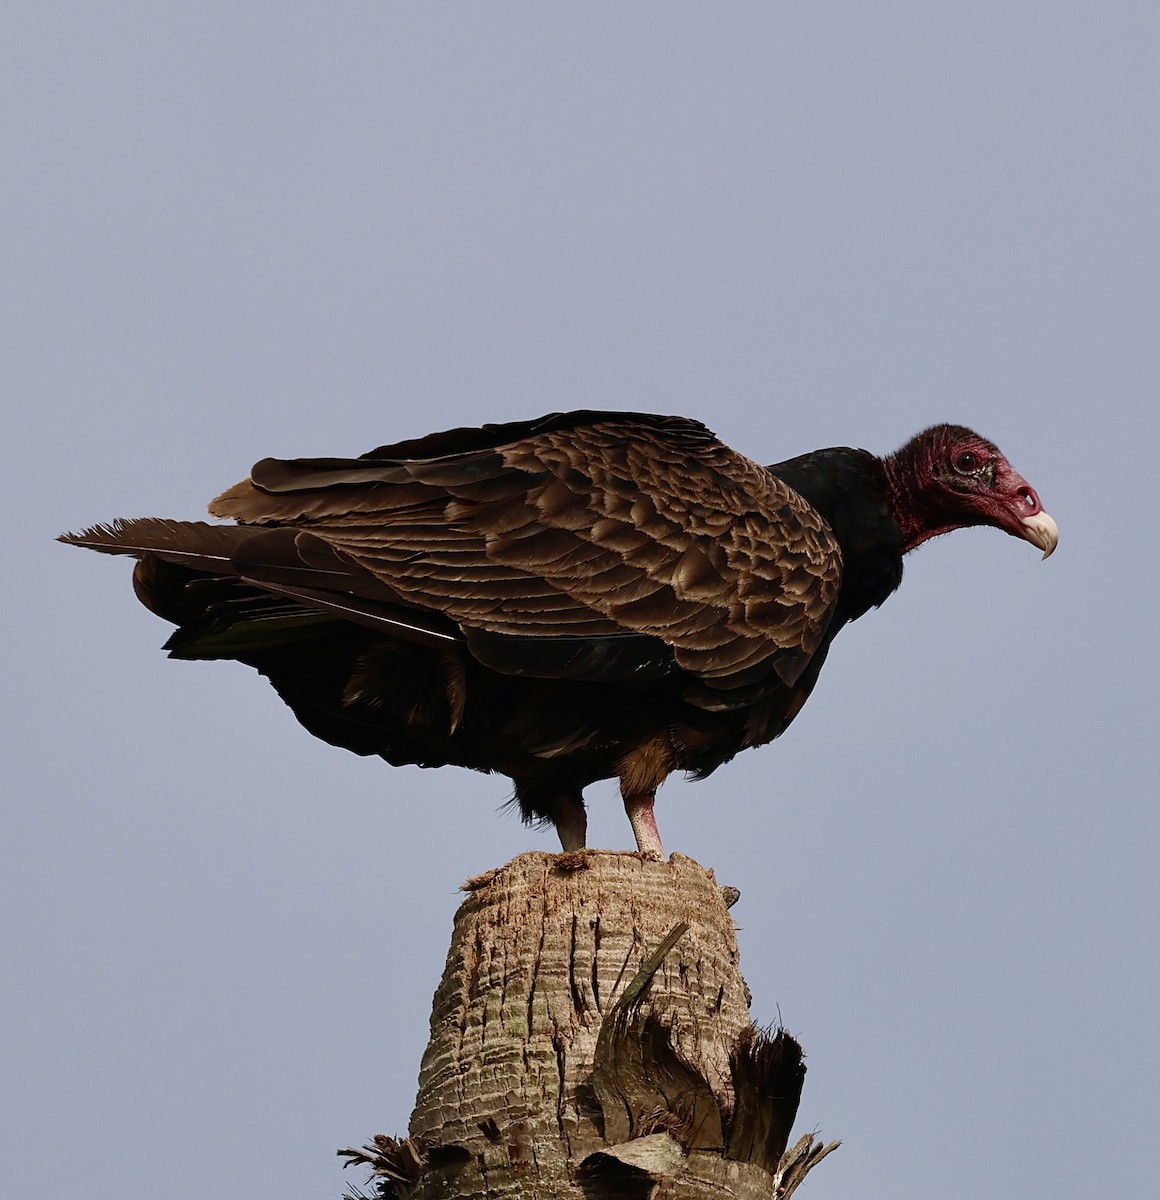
[1019,510,1059,559]
[996,468,1058,560]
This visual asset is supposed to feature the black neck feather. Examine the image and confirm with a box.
[766,447,904,626]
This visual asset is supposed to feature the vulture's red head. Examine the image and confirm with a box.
[884,424,1058,558]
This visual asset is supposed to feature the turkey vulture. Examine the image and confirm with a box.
[61,411,1056,856]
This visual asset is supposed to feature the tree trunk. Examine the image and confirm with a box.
[342,851,836,1199]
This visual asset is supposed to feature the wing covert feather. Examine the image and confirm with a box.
[209,413,842,685]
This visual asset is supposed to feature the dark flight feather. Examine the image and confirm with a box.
[60,409,1055,854]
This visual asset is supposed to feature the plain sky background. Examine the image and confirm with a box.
[3,4,1157,1198]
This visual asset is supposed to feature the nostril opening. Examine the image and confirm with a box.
[1017,486,1039,512]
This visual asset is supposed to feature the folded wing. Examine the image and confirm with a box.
[65,411,843,692]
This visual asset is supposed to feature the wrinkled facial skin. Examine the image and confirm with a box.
[935,434,1058,558]
[886,425,1058,558]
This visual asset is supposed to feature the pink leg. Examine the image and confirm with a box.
[548,792,588,852]
[624,792,664,858]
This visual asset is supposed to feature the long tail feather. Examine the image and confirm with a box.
[61,518,464,651]
[58,518,248,569]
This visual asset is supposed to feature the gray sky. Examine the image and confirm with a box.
[3,4,1156,1198]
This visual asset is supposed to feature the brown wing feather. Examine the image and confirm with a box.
[59,518,249,565]
[208,412,842,687]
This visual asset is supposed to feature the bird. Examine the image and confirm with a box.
[61,410,1057,857]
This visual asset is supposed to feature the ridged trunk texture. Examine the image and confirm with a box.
[342,851,836,1199]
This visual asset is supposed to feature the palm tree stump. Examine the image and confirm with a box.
[342,851,836,1199]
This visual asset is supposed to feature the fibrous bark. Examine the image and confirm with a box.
[342,851,836,1198]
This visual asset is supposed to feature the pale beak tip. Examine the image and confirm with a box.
[1021,510,1059,560]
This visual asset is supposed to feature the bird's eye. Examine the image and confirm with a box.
[953,451,980,474]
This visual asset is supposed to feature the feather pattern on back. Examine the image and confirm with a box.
[208,412,842,687]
